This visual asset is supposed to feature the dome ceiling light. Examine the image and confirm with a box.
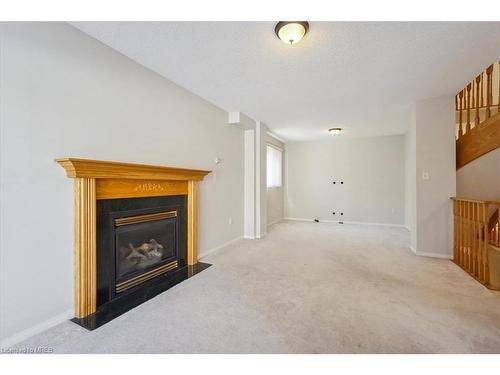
[275,21,309,45]
[328,128,342,135]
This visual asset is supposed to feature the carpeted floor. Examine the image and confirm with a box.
[16,221,500,353]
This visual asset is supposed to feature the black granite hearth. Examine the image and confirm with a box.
[71,262,211,331]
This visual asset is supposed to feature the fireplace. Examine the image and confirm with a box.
[56,158,211,330]
[96,195,188,308]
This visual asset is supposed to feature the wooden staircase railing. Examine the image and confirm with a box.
[452,198,500,289]
[455,62,500,169]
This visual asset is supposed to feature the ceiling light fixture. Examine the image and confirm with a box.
[328,128,342,135]
[275,21,309,45]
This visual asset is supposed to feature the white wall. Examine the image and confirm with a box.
[266,134,285,226]
[457,148,500,201]
[405,104,417,250]
[0,23,244,343]
[285,135,405,225]
[412,96,456,258]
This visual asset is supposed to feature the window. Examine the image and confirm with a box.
[266,144,282,188]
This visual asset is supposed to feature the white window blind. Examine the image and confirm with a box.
[266,145,282,188]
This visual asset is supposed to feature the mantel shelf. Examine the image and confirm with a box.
[56,158,211,181]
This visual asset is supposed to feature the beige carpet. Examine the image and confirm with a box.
[15,221,500,353]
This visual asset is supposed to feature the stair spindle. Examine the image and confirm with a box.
[483,203,489,284]
[486,64,493,118]
[475,75,481,126]
[497,62,500,112]
[458,90,464,137]
[466,83,471,132]
[481,72,484,107]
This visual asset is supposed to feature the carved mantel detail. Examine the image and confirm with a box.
[56,158,210,318]
[134,182,165,192]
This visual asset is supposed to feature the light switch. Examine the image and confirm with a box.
[422,172,429,180]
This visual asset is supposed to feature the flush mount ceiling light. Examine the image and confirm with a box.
[328,128,342,135]
[275,21,309,45]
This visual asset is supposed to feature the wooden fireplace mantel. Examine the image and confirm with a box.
[56,158,210,318]
[56,157,210,181]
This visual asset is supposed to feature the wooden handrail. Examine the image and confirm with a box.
[451,197,500,205]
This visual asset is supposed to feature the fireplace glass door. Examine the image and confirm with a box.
[114,210,178,293]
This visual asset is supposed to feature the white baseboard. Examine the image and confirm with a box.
[243,235,255,240]
[414,251,452,260]
[267,218,283,227]
[198,236,243,260]
[409,245,452,259]
[283,217,405,228]
[0,309,73,348]
[344,220,406,228]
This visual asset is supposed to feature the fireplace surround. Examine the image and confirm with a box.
[56,158,211,329]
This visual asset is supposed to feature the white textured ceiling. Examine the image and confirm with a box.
[71,22,500,141]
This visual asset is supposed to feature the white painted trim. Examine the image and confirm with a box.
[255,122,262,238]
[0,309,73,348]
[228,112,255,130]
[228,111,241,124]
[414,251,452,260]
[198,236,243,260]
[266,142,284,152]
[283,217,405,228]
[266,131,286,144]
[243,235,255,240]
[267,218,283,227]
[408,245,451,259]
[344,220,406,228]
